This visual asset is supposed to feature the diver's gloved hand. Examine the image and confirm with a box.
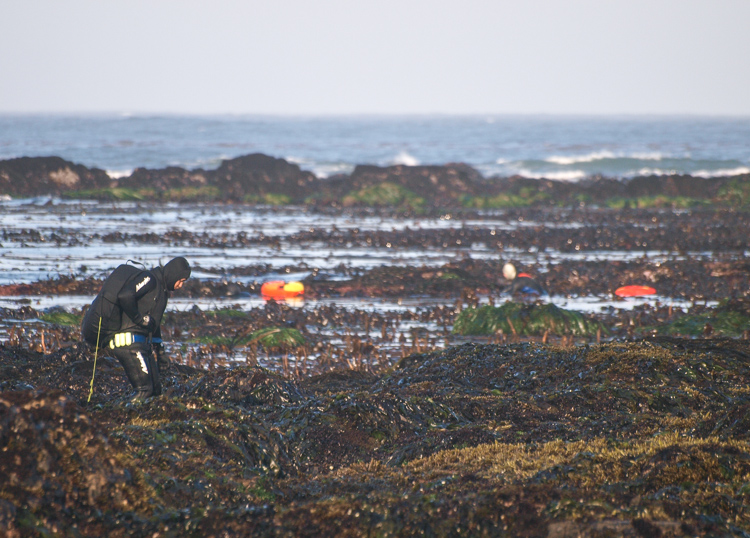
[136,314,157,333]
[154,343,170,374]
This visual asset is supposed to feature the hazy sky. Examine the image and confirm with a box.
[2,1,748,116]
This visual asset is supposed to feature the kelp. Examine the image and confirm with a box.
[243,326,306,349]
[5,337,750,536]
[647,298,750,337]
[453,301,606,337]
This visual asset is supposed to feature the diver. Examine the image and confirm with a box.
[81,257,191,402]
[502,262,547,296]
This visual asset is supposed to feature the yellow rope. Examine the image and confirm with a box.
[87,317,102,403]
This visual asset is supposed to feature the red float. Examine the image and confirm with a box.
[261,281,305,299]
[615,285,656,297]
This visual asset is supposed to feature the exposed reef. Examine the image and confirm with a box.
[3,154,750,209]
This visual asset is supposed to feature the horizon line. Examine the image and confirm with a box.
[1,111,750,120]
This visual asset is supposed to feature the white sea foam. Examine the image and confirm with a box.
[391,151,420,166]
[516,168,587,182]
[631,168,679,177]
[106,169,133,179]
[691,166,750,178]
[545,151,616,165]
[286,156,353,178]
[630,152,666,161]
[312,163,355,179]
[192,154,232,169]
[545,151,665,165]
[495,158,508,165]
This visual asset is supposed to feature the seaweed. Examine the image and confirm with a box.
[243,327,306,349]
[453,302,606,337]
[4,338,750,535]
[39,311,81,327]
[646,298,750,337]
[342,182,426,211]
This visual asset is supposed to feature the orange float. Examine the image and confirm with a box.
[615,285,656,297]
[261,280,305,299]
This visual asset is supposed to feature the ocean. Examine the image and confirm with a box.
[1,114,749,182]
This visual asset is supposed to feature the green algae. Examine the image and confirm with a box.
[717,177,750,207]
[243,192,292,205]
[462,188,551,208]
[39,311,81,327]
[163,185,221,201]
[453,301,606,337]
[605,195,708,209]
[342,182,426,211]
[243,327,306,349]
[65,187,156,201]
[645,298,750,337]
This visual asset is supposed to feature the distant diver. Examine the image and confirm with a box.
[502,263,547,296]
[81,257,192,402]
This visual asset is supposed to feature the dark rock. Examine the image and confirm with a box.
[208,153,318,201]
[341,162,483,206]
[117,165,210,192]
[623,174,726,199]
[0,156,112,197]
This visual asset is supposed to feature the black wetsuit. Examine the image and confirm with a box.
[110,267,171,401]
[82,256,190,402]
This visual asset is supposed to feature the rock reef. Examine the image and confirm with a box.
[3,154,750,209]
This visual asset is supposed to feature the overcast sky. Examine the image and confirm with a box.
[1,0,748,116]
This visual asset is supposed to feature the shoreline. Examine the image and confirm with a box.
[3,155,750,535]
[2,153,750,208]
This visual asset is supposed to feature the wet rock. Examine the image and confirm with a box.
[0,156,112,197]
[208,153,318,202]
[117,165,210,193]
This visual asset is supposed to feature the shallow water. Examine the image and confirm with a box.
[0,199,727,287]
[0,199,729,358]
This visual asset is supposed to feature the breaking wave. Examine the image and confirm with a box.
[390,151,420,166]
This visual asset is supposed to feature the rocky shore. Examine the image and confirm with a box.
[3,337,750,536]
[2,154,750,209]
[2,154,750,536]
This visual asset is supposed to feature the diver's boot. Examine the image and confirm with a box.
[115,347,155,402]
[128,388,152,403]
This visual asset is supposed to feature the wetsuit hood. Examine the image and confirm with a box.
[163,257,191,291]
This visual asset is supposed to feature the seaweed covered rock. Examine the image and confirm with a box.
[338,163,483,208]
[116,166,212,198]
[208,153,318,202]
[0,156,112,197]
[4,339,750,535]
[0,390,146,536]
[181,366,306,406]
[453,301,606,337]
[650,297,750,337]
